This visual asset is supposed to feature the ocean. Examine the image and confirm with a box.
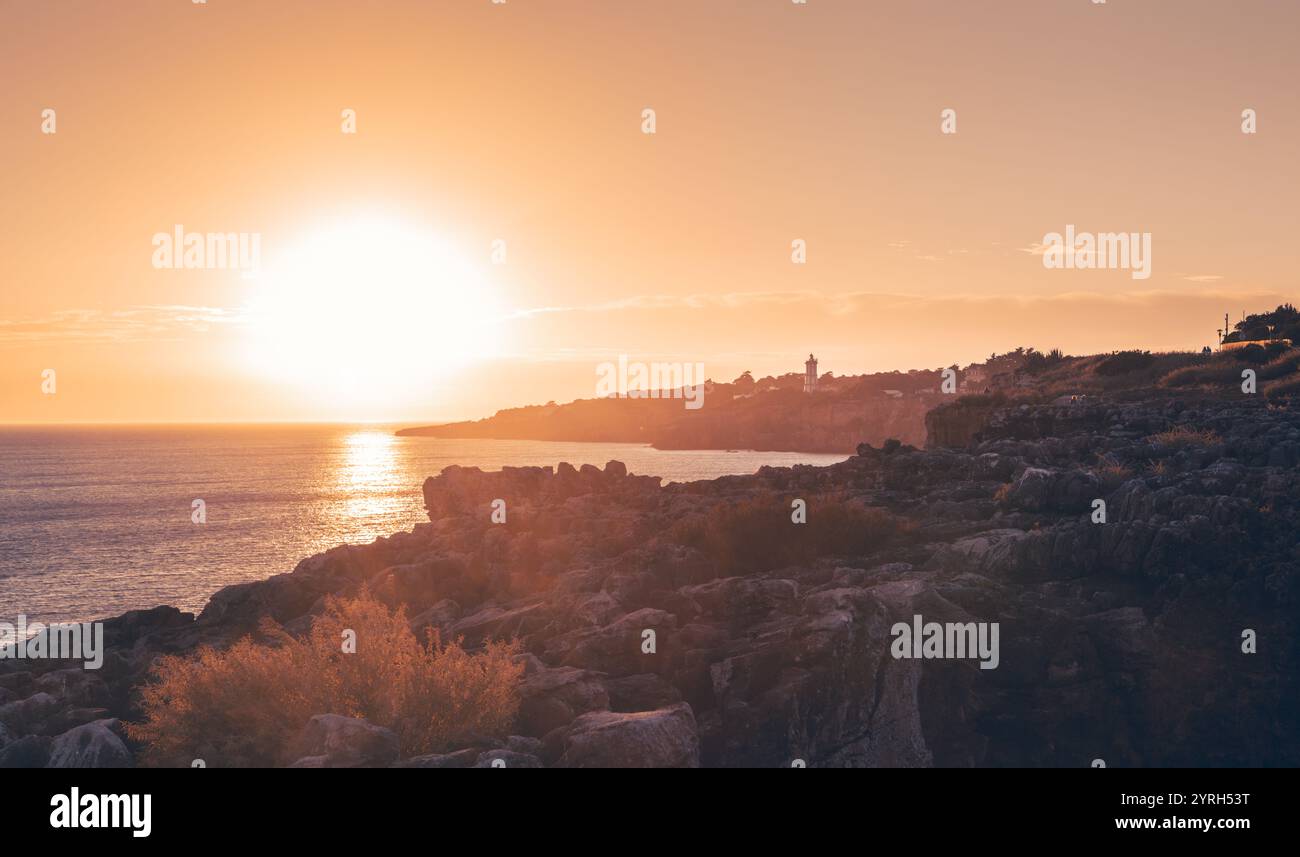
[0,425,846,625]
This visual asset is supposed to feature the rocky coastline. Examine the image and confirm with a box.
[3,391,1297,767]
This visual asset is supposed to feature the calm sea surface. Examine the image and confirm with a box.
[0,426,845,624]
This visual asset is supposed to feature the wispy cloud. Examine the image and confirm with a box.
[0,306,244,345]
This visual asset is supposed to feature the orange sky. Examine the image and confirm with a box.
[2,0,1297,423]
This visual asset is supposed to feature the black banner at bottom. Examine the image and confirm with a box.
[6,767,1278,844]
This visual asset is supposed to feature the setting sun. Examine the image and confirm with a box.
[241,216,506,412]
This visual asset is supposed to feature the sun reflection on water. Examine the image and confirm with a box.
[337,431,400,525]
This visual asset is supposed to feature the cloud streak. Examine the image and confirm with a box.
[0,306,243,346]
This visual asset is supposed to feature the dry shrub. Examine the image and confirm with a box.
[1266,375,1300,400]
[1095,350,1155,376]
[1257,348,1300,381]
[1094,454,1134,490]
[1160,355,1243,388]
[127,590,522,767]
[1147,427,1223,448]
[675,491,915,577]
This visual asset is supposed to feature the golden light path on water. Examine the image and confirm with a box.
[337,431,403,537]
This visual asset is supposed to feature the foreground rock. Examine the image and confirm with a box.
[287,715,399,768]
[47,719,133,769]
[556,704,701,768]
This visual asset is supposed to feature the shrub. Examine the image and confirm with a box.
[1160,356,1240,388]
[1094,455,1134,490]
[127,590,523,767]
[1095,350,1155,376]
[1147,427,1223,448]
[1231,343,1267,363]
[1258,348,1300,381]
[1265,375,1300,400]
[1022,348,1067,375]
[674,492,915,577]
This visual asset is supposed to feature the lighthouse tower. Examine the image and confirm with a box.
[804,353,818,393]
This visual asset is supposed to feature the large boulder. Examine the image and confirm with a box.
[393,748,480,769]
[0,735,52,768]
[516,660,609,737]
[473,749,543,768]
[35,669,113,708]
[1003,467,1099,513]
[0,692,60,734]
[47,719,133,768]
[557,703,700,768]
[287,715,399,768]
[197,574,334,634]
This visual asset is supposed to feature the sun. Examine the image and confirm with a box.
[241,216,506,413]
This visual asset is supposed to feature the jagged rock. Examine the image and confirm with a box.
[372,558,469,612]
[0,692,59,734]
[604,673,683,712]
[47,719,133,768]
[474,749,543,768]
[287,715,399,768]
[0,735,51,768]
[35,669,112,708]
[516,659,610,737]
[1003,467,1099,513]
[546,608,677,675]
[556,703,701,768]
[449,602,548,646]
[408,599,462,638]
[0,672,35,697]
[198,573,334,634]
[46,707,113,734]
[393,748,480,768]
[680,577,798,620]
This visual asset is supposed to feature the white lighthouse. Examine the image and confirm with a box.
[804,353,818,393]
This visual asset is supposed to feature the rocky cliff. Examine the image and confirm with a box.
[4,393,1298,767]
[398,381,937,453]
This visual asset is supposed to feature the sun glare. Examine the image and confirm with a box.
[242,216,505,412]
